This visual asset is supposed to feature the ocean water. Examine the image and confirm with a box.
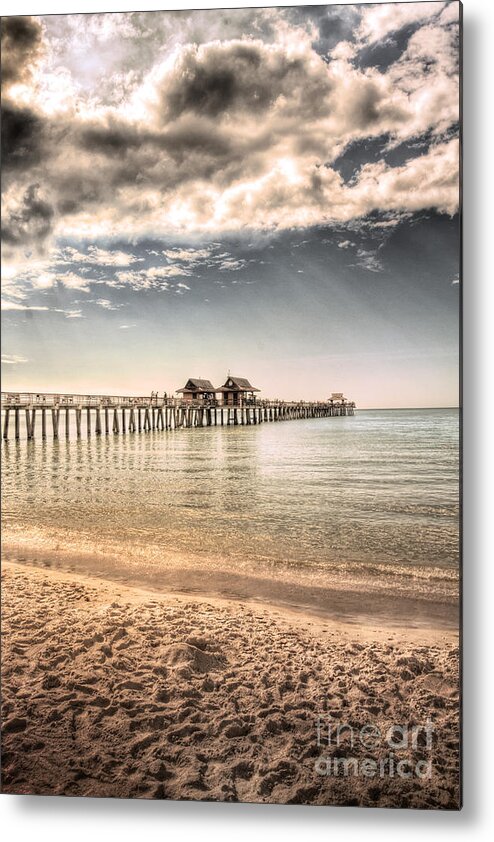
[1,409,460,627]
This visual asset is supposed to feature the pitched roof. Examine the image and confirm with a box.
[216,376,260,392]
[177,378,216,393]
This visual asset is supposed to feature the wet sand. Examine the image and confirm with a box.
[1,561,460,808]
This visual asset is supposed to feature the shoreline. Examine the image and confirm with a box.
[1,544,459,632]
[2,560,460,806]
[1,559,460,642]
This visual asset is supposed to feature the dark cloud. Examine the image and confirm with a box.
[1,103,43,171]
[79,122,142,155]
[1,183,54,247]
[162,42,316,120]
[1,17,49,190]
[78,117,234,164]
[161,120,233,160]
[52,172,105,209]
[1,16,43,88]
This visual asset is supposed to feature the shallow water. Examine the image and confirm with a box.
[1,409,460,627]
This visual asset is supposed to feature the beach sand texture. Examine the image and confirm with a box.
[1,562,460,808]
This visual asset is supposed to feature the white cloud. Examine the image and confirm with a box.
[58,308,84,318]
[56,246,144,266]
[95,298,122,309]
[162,247,213,261]
[1,353,28,365]
[437,3,461,26]
[218,258,247,271]
[52,271,93,291]
[350,138,459,218]
[1,299,85,319]
[353,248,383,273]
[1,299,49,311]
[357,2,446,45]
[144,266,190,279]
[113,264,190,289]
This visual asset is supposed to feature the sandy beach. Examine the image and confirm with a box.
[1,561,460,808]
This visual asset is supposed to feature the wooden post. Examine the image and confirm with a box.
[76,408,82,438]
[66,407,70,437]
[104,407,109,435]
[95,407,102,435]
[86,407,91,436]
[42,408,47,439]
[113,408,119,433]
[3,408,10,440]
[138,407,142,433]
[122,407,126,433]
[52,408,59,439]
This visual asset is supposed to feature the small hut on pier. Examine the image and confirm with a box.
[216,376,260,407]
[329,393,352,415]
[176,378,216,403]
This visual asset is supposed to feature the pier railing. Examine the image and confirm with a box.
[1,391,355,440]
[1,392,168,408]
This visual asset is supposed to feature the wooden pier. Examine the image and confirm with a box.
[1,392,355,441]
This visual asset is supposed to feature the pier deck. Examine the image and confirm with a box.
[1,392,355,440]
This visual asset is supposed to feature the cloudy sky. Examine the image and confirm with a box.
[1,1,460,406]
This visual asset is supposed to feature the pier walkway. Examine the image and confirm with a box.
[1,392,355,440]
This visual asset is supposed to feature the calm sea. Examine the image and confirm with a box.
[1,408,460,628]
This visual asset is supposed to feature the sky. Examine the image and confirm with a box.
[1,2,461,407]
